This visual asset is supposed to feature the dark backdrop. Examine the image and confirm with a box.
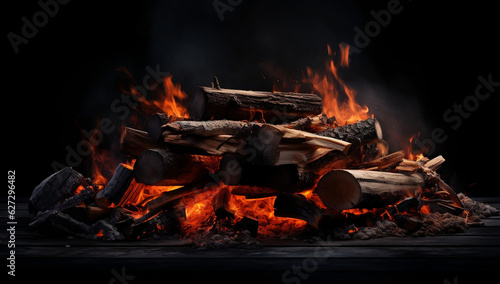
[4,0,499,196]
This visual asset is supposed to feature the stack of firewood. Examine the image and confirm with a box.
[28,84,466,240]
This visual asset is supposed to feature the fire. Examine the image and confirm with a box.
[117,67,189,118]
[152,76,189,118]
[407,133,425,161]
[305,43,370,125]
[227,190,307,236]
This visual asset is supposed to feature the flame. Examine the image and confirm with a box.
[407,133,425,161]
[152,76,189,118]
[304,43,370,125]
[117,67,189,118]
[228,191,307,237]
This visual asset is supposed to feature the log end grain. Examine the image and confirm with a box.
[188,87,206,121]
[315,170,361,210]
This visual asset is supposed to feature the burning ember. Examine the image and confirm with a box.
[28,44,498,246]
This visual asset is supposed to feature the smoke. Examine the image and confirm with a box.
[353,80,430,154]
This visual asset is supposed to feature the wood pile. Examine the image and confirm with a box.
[28,84,483,243]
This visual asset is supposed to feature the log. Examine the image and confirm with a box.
[163,120,249,137]
[120,127,164,158]
[96,163,134,207]
[423,155,445,171]
[315,170,425,210]
[145,181,213,214]
[162,122,351,166]
[29,167,84,214]
[188,86,323,122]
[317,118,383,145]
[146,113,188,140]
[134,148,208,186]
[274,193,323,229]
[212,187,235,219]
[217,154,313,193]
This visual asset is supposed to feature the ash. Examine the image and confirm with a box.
[188,218,262,249]
[459,193,499,218]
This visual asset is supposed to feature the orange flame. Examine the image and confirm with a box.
[117,67,189,118]
[305,43,370,125]
[152,76,189,118]
[407,133,425,161]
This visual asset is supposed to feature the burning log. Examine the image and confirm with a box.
[315,169,426,210]
[134,148,209,186]
[318,117,383,145]
[188,86,323,122]
[212,187,235,218]
[274,193,323,229]
[96,163,134,207]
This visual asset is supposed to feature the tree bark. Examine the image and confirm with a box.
[188,86,323,122]
[315,169,425,210]
[317,118,383,145]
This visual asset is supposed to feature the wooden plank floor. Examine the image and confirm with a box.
[2,197,500,284]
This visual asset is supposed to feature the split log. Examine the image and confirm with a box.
[394,159,419,173]
[188,86,323,122]
[315,170,426,210]
[134,148,208,186]
[96,163,134,207]
[120,127,164,158]
[423,155,445,171]
[146,113,188,140]
[317,118,383,145]
[355,150,404,170]
[29,167,84,214]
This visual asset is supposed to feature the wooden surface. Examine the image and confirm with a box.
[2,197,499,284]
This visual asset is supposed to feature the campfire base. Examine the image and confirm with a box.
[8,196,500,284]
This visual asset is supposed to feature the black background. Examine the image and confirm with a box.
[4,0,499,197]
